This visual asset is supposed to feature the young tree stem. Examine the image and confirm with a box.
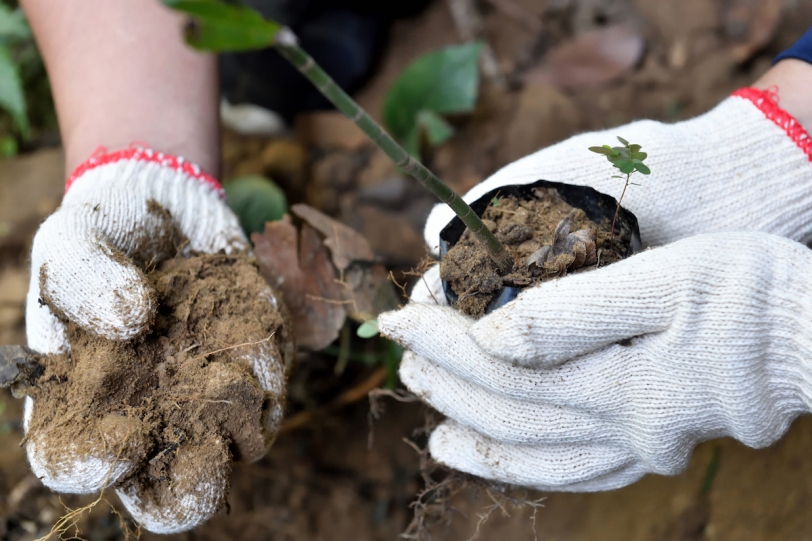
[273,29,514,274]
[610,173,632,257]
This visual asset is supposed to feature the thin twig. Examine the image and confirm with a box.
[280,366,388,433]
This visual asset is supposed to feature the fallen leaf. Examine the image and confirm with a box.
[291,203,375,270]
[526,25,644,89]
[724,0,783,62]
[341,263,400,323]
[252,215,346,351]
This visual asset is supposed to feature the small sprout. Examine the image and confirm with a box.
[588,136,651,256]
[491,196,501,207]
[357,319,379,339]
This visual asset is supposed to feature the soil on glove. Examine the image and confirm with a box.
[441,188,630,316]
[25,253,294,517]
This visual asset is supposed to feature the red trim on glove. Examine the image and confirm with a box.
[733,87,812,161]
[65,146,225,197]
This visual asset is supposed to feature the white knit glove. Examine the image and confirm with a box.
[379,232,812,491]
[23,147,280,533]
[425,87,812,251]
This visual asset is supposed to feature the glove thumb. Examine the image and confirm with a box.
[28,208,157,343]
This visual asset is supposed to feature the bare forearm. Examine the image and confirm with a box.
[20,0,220,175]
[753,59,812,132]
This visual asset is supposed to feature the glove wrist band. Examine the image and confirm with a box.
[64,145,224,197]
[732,87,812,160]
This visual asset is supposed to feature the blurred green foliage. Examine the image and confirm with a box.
[224,175,288,236]
[382,42,482,157]
[163,0,281,52]
[0,1,56,157]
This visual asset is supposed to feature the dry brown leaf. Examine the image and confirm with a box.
[341,263,400,323]
[291,203,375,270]
[526,25,644,89]
[725,0,783,62]
[252,216,346,351]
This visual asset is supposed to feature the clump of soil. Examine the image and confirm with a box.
[25,253,294,516]
[441,188,631,316]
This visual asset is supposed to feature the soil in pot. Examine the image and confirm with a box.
[441,185,636,317]
[24,252,295,512]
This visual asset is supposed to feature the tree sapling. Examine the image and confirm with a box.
[588,137,651,255]
[163,0,513,275]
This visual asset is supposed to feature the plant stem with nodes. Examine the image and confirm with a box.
[273,28,514,274]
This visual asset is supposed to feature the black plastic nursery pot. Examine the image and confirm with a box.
[439,179,643,314]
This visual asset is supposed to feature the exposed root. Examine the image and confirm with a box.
[280,366,388,433]
[397,409,545,541]
[187,331,276,363]
[35,416,141,541]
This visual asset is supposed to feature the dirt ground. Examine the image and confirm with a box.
[3,0,812,539]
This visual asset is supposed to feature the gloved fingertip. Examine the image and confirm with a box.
[397,351,431,398]
[468,310,571,368]
[25,409,146,493]
[376,308,410,344]
[116,433,230,534]
[426,421,478,472]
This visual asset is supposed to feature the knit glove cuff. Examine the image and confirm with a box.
[27,147,247,353]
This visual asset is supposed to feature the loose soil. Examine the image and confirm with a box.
[441,188,629,316]
[24,253,294,518]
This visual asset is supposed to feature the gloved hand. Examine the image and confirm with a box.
[23,147,281,533]
[425,87,812,251]
[379,232,812,491]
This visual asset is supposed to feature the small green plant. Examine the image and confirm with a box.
[382,42,482,157]
[588,137,651,254]
[224,174,288,236]
[356,319,379,339]
[163,0,513,274]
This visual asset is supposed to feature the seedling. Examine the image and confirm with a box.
[588,137,651,255]
[357,319,379,339]
[163,0,513,275]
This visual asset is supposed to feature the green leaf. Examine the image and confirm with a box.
[633,162,651,174]
[417,109,455,146]
[629,144,641,153]
[357,319,379,339]
[617,161,635,174]
[162,0,281,52]
[589,146,615,156]
[0,135,17,158]
[617,136,630,146]
[382,42,482,143]
[0,45,28,136]
[0,5,31,45]
[630,151,647,161]
[224,175,288,236]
